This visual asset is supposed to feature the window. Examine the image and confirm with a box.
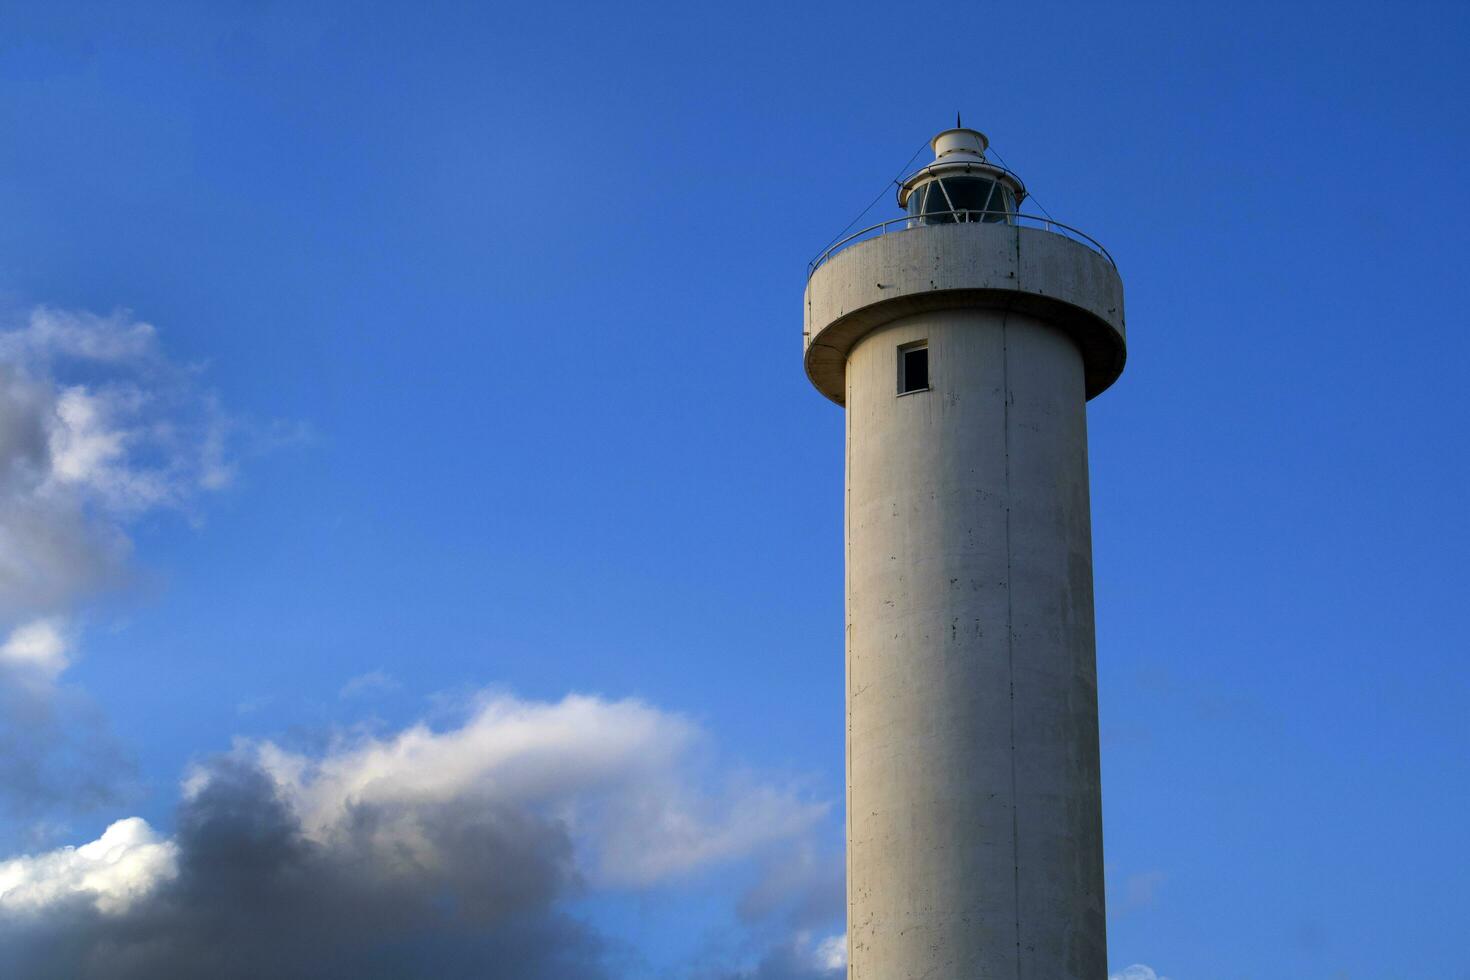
[898,342,929,394]
[906,180,962,224]
[906,176,1017,225]
[938,176,998,221]
[906,182,939,221]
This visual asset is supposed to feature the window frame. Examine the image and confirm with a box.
[897,341,930,396]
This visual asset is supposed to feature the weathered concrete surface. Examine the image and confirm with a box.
[804,221,1126,404]
[842,308,1108,980]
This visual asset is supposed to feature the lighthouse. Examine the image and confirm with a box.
[803,127,1126,979]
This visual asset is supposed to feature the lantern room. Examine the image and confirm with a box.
[897,127,1026,225]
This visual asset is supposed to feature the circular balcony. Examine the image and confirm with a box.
[809,210,1117,280]
[802,216,1126,405]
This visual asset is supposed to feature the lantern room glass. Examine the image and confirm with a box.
[906,177,1015,225]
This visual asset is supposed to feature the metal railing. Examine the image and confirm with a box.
[807,210,1117,278]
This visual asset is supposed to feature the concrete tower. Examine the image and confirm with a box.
[803,127,1126,979]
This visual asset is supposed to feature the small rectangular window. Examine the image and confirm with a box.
[898,342,929,394]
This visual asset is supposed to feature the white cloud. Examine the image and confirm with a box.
[2,691,828,914]
[0,308,157,366]
[338,669,399,699]
[242,692,828,887]
[814,932,847,970]
[0,618,71,682]
[48,387,128,490]
[0,817,177,915]
[1111,966,1170,980]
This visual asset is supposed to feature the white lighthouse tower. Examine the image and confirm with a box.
[803,126,1126,979]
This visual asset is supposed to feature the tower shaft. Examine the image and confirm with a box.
[845,309,1104,978]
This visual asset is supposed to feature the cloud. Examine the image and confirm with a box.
[0,306,237,617]
[0,692,830,978]
[0,758,608,980]
[688,841,845,980]
[215,692,828,890]
[814,933,846,970]
[338,669,400,700]
[0,308,157,365]
[0,306,244,824]
[1111,966,1170,980]
[736,842,844,930]
[0,817,176,916]
[0,614,130,822]
[703,931,847,980]
[0,619,71,683]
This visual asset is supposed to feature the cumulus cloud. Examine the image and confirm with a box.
[0,619,71,683]
[221,692,828,890]
[1111,966,1170,980]
[0,306,245,823]
[0,307,232,616]
[0,692,830,978]
[703,931,847,980]
[0,759,607,980]
[0,817,176,916]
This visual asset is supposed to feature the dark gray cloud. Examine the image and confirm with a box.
[0,690,832,979]
[0,758,612,980]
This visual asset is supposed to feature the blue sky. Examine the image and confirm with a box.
[0,1,1466,978]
